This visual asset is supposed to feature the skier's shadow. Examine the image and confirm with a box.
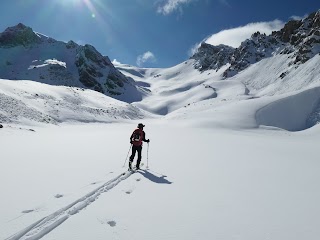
[137,169,172,184]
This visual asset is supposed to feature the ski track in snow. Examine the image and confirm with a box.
[6,171,134,240]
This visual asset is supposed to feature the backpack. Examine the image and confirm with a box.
[131,129,143,146]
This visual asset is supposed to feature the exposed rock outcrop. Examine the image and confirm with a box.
[191,10,320,78]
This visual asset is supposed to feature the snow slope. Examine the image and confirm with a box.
[1,40,319,130]
[1,123,320,240]
[116,52,320,131]
[0,79,151,125]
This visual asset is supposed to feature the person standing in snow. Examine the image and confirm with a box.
[129,123,150,170]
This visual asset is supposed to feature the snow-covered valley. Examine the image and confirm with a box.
[1,122,320,240]
[1,53,320,239]
[1,9,320,240]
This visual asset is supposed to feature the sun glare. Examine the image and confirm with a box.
[52,0,116,45]
[64,0,83,4]
[57,0,98,18]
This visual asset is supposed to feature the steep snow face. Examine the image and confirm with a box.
[237,54,320,96]
[0,24,143,103]
[256,87,320,131]
[0,79,150,125]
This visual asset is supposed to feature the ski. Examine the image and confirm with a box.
[128,163,144,172]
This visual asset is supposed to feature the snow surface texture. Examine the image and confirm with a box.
[0,79,149,125]
[1,123,320,240]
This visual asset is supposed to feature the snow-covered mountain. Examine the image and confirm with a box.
[114,10,320,131]
[192,10,320,78]
[1,9,320,240]
[0,23,143,103]
[0,10,320,130]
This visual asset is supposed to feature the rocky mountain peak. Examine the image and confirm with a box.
[223,31,282,78]
[66,40,78,49]
[278,10,320,65]
[75,44,129,95]
[275,19,303,43]
[0,23,41,47]
[306,9,320,28]
[191,43,234,71]
[0,23,138,102]
[191,9,320,79]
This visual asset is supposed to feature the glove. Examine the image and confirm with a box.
[147,139,150,143]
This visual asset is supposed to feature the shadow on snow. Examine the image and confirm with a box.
[137,169,172,184]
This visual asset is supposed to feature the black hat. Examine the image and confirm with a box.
[137,123,145,128]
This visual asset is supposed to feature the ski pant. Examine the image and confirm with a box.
[129,145,142,167]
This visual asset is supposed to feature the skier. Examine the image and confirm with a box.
[129,123,150,170]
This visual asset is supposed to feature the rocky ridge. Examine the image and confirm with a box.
[192,43,234,71]
[0,23,139,102]
[191,10,320,78]
[0,23,42,47]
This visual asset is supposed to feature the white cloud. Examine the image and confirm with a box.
[189,43,200,56]
[157,0,193,15]
[136,51,157,66]
[112,59,122,65]
[290,14,308,21]
[205,20,285,48]
[75,40,86,46]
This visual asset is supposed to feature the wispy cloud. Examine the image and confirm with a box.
[136,51,157,66]
[290,14,308,21]
[112,59,122,65]
[210,20,284,47]
[189,20,285,56]
[157,0,194,15]
[72,40,85,46]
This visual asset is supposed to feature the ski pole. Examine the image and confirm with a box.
[122,144,132,167]
[146,142,149,169]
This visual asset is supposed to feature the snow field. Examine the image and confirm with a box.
[1,122,320,240]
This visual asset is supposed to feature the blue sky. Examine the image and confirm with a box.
[0,0,319,68]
